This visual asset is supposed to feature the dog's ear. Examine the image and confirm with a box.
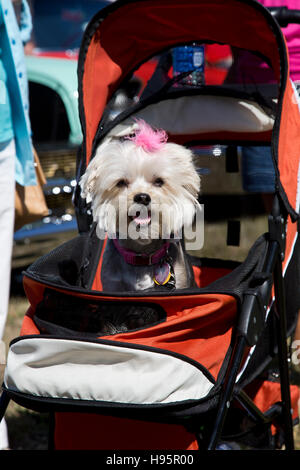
[79,137,113,202]
[183,182,199,199]
[79,160,99,203]
[168,144,201,199]
[183,165,201,199]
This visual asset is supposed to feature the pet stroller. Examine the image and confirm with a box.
[1,0,300,451]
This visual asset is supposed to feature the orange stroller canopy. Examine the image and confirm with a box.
[78,0,300,222]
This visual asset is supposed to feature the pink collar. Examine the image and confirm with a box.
[113,239,170,266]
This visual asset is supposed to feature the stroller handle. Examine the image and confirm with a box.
[269,7,300,27]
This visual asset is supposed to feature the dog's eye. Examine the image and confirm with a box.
[153,177,164,187]
[116,179,128,188]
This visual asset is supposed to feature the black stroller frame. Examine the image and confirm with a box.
[208,196,293,450]
[209,7,300,445]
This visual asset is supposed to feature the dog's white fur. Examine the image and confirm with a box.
[80,134,200,247]
[79,120,201,296]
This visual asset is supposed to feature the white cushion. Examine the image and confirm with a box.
[5,337,214,405]
[108,94,274,139]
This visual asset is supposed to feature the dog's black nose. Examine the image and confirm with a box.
[134,193,151,205]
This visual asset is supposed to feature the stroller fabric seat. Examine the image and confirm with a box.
[2,0,300,451]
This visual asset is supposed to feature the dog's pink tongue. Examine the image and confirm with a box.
[134,214,151,225]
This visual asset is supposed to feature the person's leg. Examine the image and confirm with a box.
[242,145,300,370]
[0,139,15,450]
[241,145,275,193]
[241,145,275,212]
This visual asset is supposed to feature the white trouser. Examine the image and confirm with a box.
[0,139,15,450]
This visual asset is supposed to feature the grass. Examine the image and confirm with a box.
[1,216,300,450]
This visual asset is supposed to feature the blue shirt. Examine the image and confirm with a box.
[0,0,36,186]
[0,8,14,142]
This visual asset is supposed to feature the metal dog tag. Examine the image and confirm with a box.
[154,261,175,288]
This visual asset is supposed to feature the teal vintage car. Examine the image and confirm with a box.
[13,52,142,269]
[12,55,82,269]
[12,1,117,270]
[11,0,143,269]
[26,55,82,147]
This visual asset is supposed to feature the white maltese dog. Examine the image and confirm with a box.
[80,119,200,293]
